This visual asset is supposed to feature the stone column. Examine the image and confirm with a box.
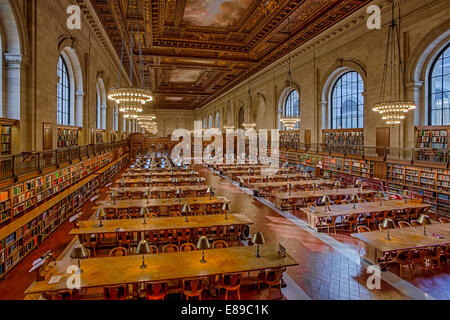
[75,90,84,126]
[3,53,22,120]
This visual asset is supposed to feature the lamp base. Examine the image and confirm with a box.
[200,259,207,264]
[76,269,83,274]
[140,264,147,269]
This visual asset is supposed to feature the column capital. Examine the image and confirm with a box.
[3,53,23,69]
[75,90,84,98]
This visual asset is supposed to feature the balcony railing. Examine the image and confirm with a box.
[0,141,130,181]
[279,142,450,167]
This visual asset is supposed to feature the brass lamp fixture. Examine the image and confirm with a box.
[145,189,151,204]
[252,232,265,258]
[402,190,410,204]
[206,187,214,200]
[372,1,415,125]
[222,202,230,220]
[70,244,89,274]
[111,191,117,204]
[322,196,331,212]
[136,240,150,269]
[417,214,431,236]
[242,80,256,130]
[140,207,149,225]
[313,182,319,194]
[182,204,191,223]
[376,192,385,206]
[288,183,292,196]
[351,194,361,209]
[355,179,362,192]
[176,188,182,202]
[382,218,396,241]
[96,207,106,228]
[196,236,211,264]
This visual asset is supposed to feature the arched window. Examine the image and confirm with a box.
[331,71,364,129]
[238,107,244,129]
[429,44,450,126]
[284,90,300,129]
[96,84,101,129]
[208,115,213,129]
[57,56,70,125]
[203,116,207,129]
[215,113,221,128]
[114,104,119,131]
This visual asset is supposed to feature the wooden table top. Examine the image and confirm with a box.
[117,177,205,183]
[110,186,209,193]
[301,200,431,218]
[70,214,253,235]
[352,224,450,253]
[97,196,230,209]
[274,188,376,200]
[238,173,310,181]
[122,171,199,177]
[25,244,298,294]
[248,179,331,189]
[126,167,193,172]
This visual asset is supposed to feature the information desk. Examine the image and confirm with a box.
[25,245,298,295]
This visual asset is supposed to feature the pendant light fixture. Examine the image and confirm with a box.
[108,0,152,119]
[280,18,300,130]
[242,80,256,130]
[372,1,415,125]
[223,96,235,130]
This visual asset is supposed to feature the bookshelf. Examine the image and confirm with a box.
[0,154,129,277]
[323,129,364,146]
[415,126,449,162]
[280,131,301,150]
[57,127,79,148]
[95,130,105,144]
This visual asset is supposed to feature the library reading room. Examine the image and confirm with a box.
[0,0,448,307]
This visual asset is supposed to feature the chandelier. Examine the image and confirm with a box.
[243,81,256,130]
[108,0,152,118]
[372,1,415,125]
[223,97,234,130]
[280,18,300,131]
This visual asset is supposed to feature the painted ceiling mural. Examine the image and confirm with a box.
[183,0,253,28]
[90,0,372,110]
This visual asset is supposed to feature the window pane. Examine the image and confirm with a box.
[430,45,450,125]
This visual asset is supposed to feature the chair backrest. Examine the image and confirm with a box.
[162,244,179,253]
[213,240,229,249]
[410,220,420,227]
[182,277,203,294]
[147,213,158,218]
[109,247,128,257]
[118,214,131,219]
[264,268,285,284]
[170,212,181,217]
[148,245,159,254]
[222,273,241,287]
[180,243,196,252]
[103,285,128,300]
[45,290,73,300]
[145,281,168,297]
[357,226,371,233]
[398,221,412,229]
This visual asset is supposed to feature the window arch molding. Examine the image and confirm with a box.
[96,77,107,130]
[277,82,301,130]
[58,46,83,127]
[215,112,221,129]
[321,59,367,130]
[407,23,450,126]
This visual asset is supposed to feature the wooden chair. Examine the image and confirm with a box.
[145,281,168,300]
[103,285,129,300]
[220,273,241,300]
[147,245,159,254]
[425,247,445,270]
[182,277,204,300]
[118,213,131,219]
[128,207,140,219]
[177,229,191,246]
[390,250,413,278]
[170,212,182,217]
[109,247,128,257]
[357,226,371,233]
[195,211,207,216]
[343,213,359,232]
[105,207,116,220]
[210,226,225,241]
[159,230,175,247]
[439,217,449,224]
[363,212,377,229]
[81,234,97,257]
[118,232,132,252]
[180,243,196,252]
[44,290,75,300]
[213,240,229,249]
[162,244,179,253]
[398,221,412,229]
[257,268,285,299]
[410,220,420,227]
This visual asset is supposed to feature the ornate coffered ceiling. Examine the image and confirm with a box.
[90,0,372,110]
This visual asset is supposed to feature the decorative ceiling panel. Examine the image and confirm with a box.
[90,0,372,110]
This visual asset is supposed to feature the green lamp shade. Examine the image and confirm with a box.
[252,232,265,245]
[196,236,211,251]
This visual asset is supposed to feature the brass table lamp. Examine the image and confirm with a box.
[382,218,395,240]
[96,207,106,228]
[136,240,150,269]
[196,236,211,264]
[70,244,89,274]
[418,214,431,236]
[182,204,191,223]
[252,232,265,258]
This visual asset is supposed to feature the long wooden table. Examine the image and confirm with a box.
[70,214,253,236]
[352,224,450,265]
[273,188,377,209]
[126,167,193,173]
[301,200,431,231]
[110,186,209,198]
[116,177,205,187]
[98,196,229,216]
[248,179,333,194]
[25,245,298,295]
[238,173,312,185]
[122,171,199,177]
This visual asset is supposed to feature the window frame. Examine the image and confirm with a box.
[57,56,71,126]
[284,89,300,130]
[428,44,450,126]
[330,71,364,129]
